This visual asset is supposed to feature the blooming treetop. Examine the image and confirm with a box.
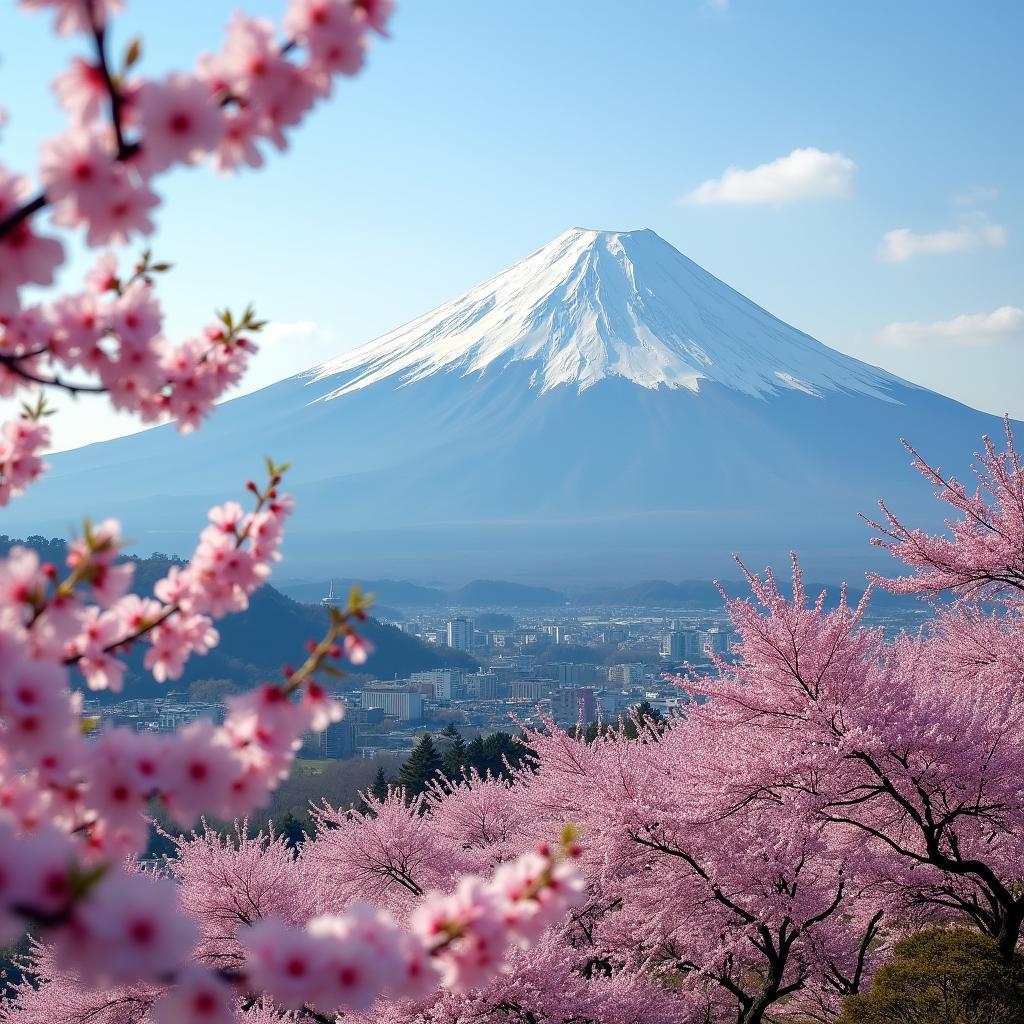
[679,423,1024,963]
[865,419,1024,601]
[0,0,585,1019]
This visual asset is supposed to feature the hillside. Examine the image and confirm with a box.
[0,537,476,700]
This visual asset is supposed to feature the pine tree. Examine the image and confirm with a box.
[370,766,390,802]
[464,735,487,775]
[279,812,306,852]
[441,724,467,778]
[398,734,443,797]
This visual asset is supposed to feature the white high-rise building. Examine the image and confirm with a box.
[660,629,702,661]
[447,616,474,651]
[360,687,424,721]
[410,669,461,700]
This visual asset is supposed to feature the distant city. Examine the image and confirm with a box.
[84,582,924,764]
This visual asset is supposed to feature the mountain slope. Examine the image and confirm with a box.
[313,227,898,401]
[0,539,476,698]
[10,228,1007,582]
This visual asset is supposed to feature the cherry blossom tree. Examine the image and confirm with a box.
[679,423,1024,963]
[0,0,585,1018]
[3,810,588,1024]
[510,717,886,1024]
[7,719,885,1024]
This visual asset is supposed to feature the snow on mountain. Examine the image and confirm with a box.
[311,227,899,402]
[7,228,1008,582]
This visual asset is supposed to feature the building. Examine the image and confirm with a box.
[446,616,474,651]
[324,719,357,759]
[553,687,599,726]
[660,629,702,661]
[600,689,633,716]
[702,626,734,656]
[410,669,461,700]
[465,671,499,700]
[608,662,647,686]
[555,662,597,687]
[360,686,424,721]
[157,704,220,732]
[512,680,550,701]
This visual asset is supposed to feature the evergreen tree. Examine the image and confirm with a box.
[441,724,468,778]
[279,811,307,852]
[397,734,443,797]
[838,929,1024,1024]
[370,765,390,802]
[464,735,487,774]
[459,731,532,780]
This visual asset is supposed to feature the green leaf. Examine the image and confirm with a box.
[124,37,142,70]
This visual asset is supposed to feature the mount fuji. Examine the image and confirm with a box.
[9,228,1006,582]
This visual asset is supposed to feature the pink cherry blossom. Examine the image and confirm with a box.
[306,908,399,1010]
[0,167,63,313]
[84,250,119,294]
[867,418,1024,602]
[344,631,373,664]
[285,0,367,77]
[242,916,329,1010]
[52,57,107,124]
[65,871,198,985]
[71,607,126,690]
[106,278,163,348]
[151,965,235,1024]
[79,170,161,247]
[20,0,125,36]
[39,129,121,216]
[158,719,239,825]
[135,74,226,174]
[355,0,395,36]
[0,418,50,506]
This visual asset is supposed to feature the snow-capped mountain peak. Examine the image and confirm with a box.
[16,226,1003,582]
[311,227,899,402]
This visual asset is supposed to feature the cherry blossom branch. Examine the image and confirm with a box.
[61,461,285,666]
[0,191,47,240]
[0,353,107,395]
[86,2,136,162]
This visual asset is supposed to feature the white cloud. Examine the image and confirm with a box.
[952,185,999,206]
[681,147,856,206]
[256,319,330,346]
[879,218,1007,263]
[876,306,1024,349]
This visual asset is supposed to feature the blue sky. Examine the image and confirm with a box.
[1,0,1022,450]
